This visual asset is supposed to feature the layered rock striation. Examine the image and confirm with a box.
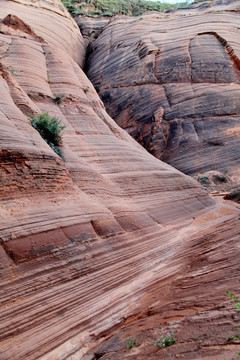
[0,1,239,360]
[0,0,85,66]
[0,4,215,359]
[91,198,240,359]
[85,1,240,176]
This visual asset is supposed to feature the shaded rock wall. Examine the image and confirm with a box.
[86,2,240,176]
[75,17,110,51]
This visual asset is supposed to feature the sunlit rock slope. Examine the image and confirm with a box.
[0,0,85,66]
[0,1,239,360]
[85,0,240,176]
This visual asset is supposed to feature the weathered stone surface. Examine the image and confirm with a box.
[0,2,239,360]
[0,0,85,66]
[90,201,240,359]
[86,1,240,176]
[75,17,110,50]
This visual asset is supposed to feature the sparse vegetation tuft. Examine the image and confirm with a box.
[226,290,240,310]
[198,175,210,185]
[30,112,66,157]
[53,94,65,104]
[212,174,228,183]
[83,86,90,93]
[126,337,138,349]
[225,291,240,360]
[224,189,240,203]
[8,65,19,76]
[153,332,176,348]
[194,330,202,342]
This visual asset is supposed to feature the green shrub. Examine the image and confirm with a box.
[126,337,138,349]
[101,11,114,16]
[83,86,90,93]
[53,94,65,104]
[8,65,18,76]
[126,338,138,349]
[198,175,210,185]
[31,112,65,157]
[225,290,240,358]
[153,332,176,348]
[212,174,228,183]
[226,290,240,310]
[89,9,102,15]
[224,189,240,202]
[61,0,77,14]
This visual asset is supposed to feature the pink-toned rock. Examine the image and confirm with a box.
[0,2,239,360]
[86,1,240,176]
[0,0,85,66]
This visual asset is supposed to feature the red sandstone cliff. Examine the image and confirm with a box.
[85,0,240,177]
[0,1,239,359]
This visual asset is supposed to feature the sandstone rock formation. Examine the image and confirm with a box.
[76,17,110,50]
[85,1,240,176]
[92,197,240,359]
[0,0,85,66]
[0,1,239,360]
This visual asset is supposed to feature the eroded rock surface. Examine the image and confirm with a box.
[0,1,239,360]
[90,199,240,359]
[0,0,85,66]
[86,0,240,176]
[75,17,110,50]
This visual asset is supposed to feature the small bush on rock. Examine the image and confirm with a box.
[83,86,90,93]
[53,94,65,104]
[224,189,240,203]
[198,175,210,185]
[126,337,138,349]
[212,174,228,183]
[226,290,240,310]
[8,65,18,76]
[154,332,176,348]
[31,112,65,157]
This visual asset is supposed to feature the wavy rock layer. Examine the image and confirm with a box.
[86,1,240,176]
[0,6,218,360]
[0,0,85,66]
[0,2,239,360]
[91,199,240,359]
